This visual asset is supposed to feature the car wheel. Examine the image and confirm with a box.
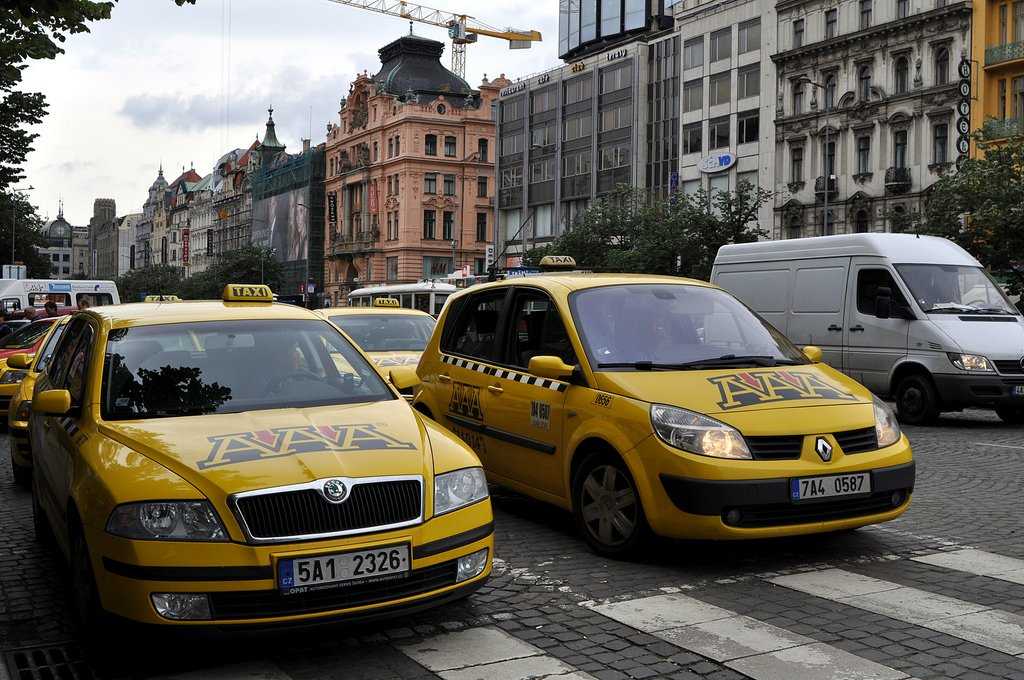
[573,453,649,558]
[31,476,54,547]
[995,406,1024,425]
[11,456,30,489]
[69,521,108,632]
[895,374,940,425]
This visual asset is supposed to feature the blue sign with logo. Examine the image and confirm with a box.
[48,283,72,292]
[698,153,738,174]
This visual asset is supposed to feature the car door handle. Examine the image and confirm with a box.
[487,384,504,395]
[849,325,865,332]
[828,324,843,332]
[437,374,452,383]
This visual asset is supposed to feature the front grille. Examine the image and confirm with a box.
[235,479,422,541]
[724,490,907,528]
[745,435,803,460]
[208,559,458,620]
[994,360,1024,375]
[834,426,878,454]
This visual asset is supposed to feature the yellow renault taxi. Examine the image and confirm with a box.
[318,298,435,369]
[7,315,72,487]
[29,285,492,628]
[414,259,914,556]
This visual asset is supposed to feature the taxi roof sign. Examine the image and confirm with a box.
[144,294,180,302]
[538,255,577,269]
[373,297,401,308]
[223,284,274,303]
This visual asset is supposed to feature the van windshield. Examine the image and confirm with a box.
[895,265,1019,315]
[571,284,808,370]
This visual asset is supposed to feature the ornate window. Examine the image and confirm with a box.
[895,56,910,94]
[859,65,873,100]
[935,48,949,85]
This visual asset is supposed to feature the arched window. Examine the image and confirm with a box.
[855,209,870,232]
[859,66,873,100]
[824,74,837,110]
[894,129,909,168]
[935,48,949,85]
[895,56,910,94]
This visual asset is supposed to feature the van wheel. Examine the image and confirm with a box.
[995,406,1024,425]
[572,453,649,558]
[11,456,30,488]
[895,374,940,425]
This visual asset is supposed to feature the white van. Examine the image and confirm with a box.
[0,279,120,314]
[712,234,1024,424]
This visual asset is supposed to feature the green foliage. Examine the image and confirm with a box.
[921,135,1024,295]
[1,1,195,191]
[0,190,55,277]
[181,246,284,300]
[115,264,183,302]
[525,183,772,281]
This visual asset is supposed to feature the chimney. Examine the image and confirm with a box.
[302,138,311,153]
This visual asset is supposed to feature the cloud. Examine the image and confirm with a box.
[41,160,97,175]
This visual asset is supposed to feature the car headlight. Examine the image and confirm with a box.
[651,404,752,460]
[873,396,902,448]
[0,370,27,385]
[106,501,228,541]
[947,352,993,372]
[434,467,488,516]
[14,400,30,421]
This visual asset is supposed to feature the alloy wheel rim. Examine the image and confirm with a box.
[580,464,638,547]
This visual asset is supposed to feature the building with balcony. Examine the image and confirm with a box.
[772,0,970,237]
[973,0,1024,143]
[322,33,501,306]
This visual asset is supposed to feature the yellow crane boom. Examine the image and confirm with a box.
[325,0,541,78]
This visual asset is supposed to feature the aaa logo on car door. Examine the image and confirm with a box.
[449,382,483,420]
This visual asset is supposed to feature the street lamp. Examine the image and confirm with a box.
[796,77,833,235]
[10,186,34,273]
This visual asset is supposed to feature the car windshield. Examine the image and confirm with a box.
[895,264,1019,315]
[328,314,435,352]
[101,319,394,420]
[570,284,808,370]
[33,322,69,373]
[1,319,54,349]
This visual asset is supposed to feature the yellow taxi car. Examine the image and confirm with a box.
[318,298,435,369]
[29,285,492,628]
[413,260,914,556]
[7,316,72,487]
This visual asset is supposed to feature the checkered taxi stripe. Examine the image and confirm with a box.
[441,354,569,392]
[59,416,80,437]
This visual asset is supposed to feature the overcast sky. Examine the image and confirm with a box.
[22,0,559,226]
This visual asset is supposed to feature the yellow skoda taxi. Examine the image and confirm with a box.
[8,316,72,487]
[414,261,914,556]
[318,298,435,369]
[29,285,492,628]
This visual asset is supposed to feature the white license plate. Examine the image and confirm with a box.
[1013,386,1024,396]
[790,473,871,501]
[277,544,410,594]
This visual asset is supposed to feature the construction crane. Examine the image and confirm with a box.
[325,0,542,78]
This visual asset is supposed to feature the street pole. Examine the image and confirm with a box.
[450,239,458,276]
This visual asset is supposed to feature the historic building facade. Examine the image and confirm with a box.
[322,34,500,306]
[972,0,1024,142]
[771,0,971,237]
[38,205,76,278]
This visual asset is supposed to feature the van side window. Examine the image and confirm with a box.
[441,290,507,361]
[77,293,113,306]
[857,269,908,317]
[506,291,577,369]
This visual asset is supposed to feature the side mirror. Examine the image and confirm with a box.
[802,345,823,363]
[875,287,892,320]
[35,389,71,415]
[528,355,576,380]
[7,353,32,370]
[389,366,421,391]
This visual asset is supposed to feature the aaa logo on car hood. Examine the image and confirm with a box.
[199,423,416,470]
[709,370,858,410]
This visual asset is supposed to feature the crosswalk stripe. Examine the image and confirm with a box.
[589,594,907,680]
[398,627,595,680]
[770,568,1024,656]
[911,548,1024,585]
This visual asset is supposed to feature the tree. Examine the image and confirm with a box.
[0,190,55,277]
[115,264,183,303]
[525,182,772,281]
[1,1,195,192]
[921,135,1024,295]
[182,246,284,299]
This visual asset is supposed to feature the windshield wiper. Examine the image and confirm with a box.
[955,307,1017,315]
[597,355,802,371]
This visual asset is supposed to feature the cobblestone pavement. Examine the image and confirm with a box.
[1,410,1022,680]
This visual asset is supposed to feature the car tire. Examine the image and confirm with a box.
[31,476,54,547]
[69,520,109,634]
[895,374,940,425]
[995,406,1024,425]
[11,456,30,489]
[572,451,649,558]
